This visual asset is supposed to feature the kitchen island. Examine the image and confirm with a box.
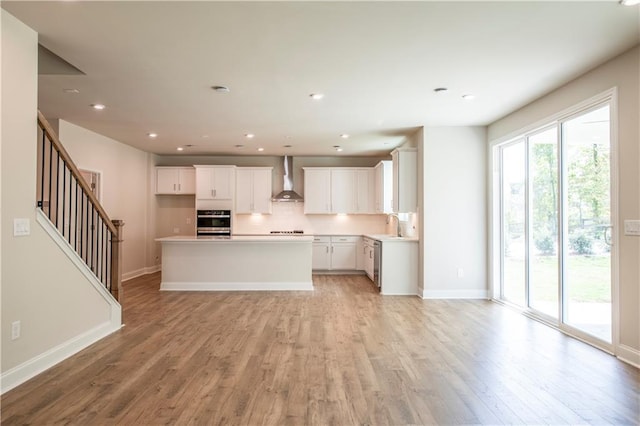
[156,235,314,291]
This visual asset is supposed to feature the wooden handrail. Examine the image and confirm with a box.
[37,111,118,236]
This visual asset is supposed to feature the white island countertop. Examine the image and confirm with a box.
[156,234,313,291]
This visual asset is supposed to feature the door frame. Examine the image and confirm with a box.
[489,88,619,355]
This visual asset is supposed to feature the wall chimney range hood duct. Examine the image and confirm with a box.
[272,156,304,202]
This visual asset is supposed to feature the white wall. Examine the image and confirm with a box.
[58,121,151,280]
[418,127,488,298]
[1,11,117,388]
[488,46,640,361]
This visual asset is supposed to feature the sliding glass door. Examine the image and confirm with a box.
[498,102,613,346]
[562,105,612,342]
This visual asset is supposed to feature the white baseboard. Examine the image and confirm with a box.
[122,265,161,282]
[421,288,489,299]
[160,281,314,291]
[1,320,122,394]
[617,344,640,368]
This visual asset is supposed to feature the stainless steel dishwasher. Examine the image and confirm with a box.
[373,240,381,289]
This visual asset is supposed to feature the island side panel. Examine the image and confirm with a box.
[159,240,313,291]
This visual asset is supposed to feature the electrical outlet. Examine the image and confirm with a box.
[173,227,180,234]
[186,217,191,225]
[11,321,21,340]
[457,268,465,278]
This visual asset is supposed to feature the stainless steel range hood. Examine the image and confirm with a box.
[272,156,304,202]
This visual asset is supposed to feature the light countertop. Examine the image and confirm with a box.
[156,235,315,243]
[364,234,419,242]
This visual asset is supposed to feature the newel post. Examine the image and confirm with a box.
[110,220,125,301]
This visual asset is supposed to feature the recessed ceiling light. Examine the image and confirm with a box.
[63,88,80,94]
[340,134,349,139]
[201,134,210,139]
[212,85,230,93]
[90,103,106,110]
[309,93,324,100]
[147,132,158,138]
[620,0,640,5]
[257,147,264,152]
[176,147,184,151]
[434,87,448,93]
[334,145,343,152]
[245,133,255,139]
[462,94,476,100]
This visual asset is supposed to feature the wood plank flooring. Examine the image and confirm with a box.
[2,273,638,425]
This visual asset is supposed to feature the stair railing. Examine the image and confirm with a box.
[36,111,124,301]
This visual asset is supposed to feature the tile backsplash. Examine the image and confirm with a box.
[233,203,389,235]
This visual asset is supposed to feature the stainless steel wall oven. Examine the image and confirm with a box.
[196,210,231,237]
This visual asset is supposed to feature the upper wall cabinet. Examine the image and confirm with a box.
[392,148,418,213]
[374,161,393,214]
[236,167,273,214]
[195,165,235,200]
[304,167,375,214]
[155,167,195,195]
[304,168,332,214]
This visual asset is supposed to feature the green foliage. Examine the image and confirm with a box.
[570,232,593,255]
[534,234,556,255]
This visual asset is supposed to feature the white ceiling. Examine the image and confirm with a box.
[3,1,639,157]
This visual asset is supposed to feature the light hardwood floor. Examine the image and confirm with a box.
[2,273,638,425]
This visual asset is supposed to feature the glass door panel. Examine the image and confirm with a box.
[562,105,612,343]
[501,141,526,306]
[528,128,559,318]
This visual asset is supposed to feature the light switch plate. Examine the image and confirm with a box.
[624,220,640,236]
[13,218,30,236]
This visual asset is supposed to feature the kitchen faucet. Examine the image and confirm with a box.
[387,213,401,237]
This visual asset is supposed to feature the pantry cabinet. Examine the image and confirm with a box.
[236,167,273,214]
[155,167,195,195]
[195,166,235,200]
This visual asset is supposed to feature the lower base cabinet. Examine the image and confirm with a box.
[312,236,360,271]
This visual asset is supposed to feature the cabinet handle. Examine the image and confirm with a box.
[325,246,328,253]
[211,189,214,196]
[173,183,176,191]
[214,189,217,197]
[178,183,181,191]
[331,246,334,253]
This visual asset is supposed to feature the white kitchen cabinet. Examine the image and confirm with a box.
[374,161,392,214]
[236,167,273,214]
[392,148,417,213]
[195,166,235,200]
[312,236,359,271]
[304,167,375,214]
[304,168,331,213]
[362,237,375,280]
[312,236,331,270]
[330,169,356,213]
[330,236,357,270]
[155,167,195,195]
[355,169,375,213]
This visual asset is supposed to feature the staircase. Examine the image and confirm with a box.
[36,111,124,301]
